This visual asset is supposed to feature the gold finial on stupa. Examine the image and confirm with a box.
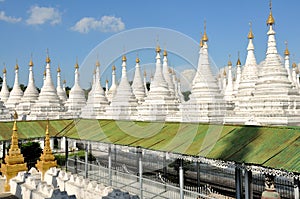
[112,65,116,71]
[156,45,161,53]
[292,62,297,68]
[0,110,28,191]
[36,120,57,181]
[144,70,147,77]
[3,63,6,74]
[223,69,227,76]
[74,57,79,69]
[122,55,127,62]
[228,54,232,66]
[46,49,51,63]
[43,70,46,77]
[199,32,203,47]
[266,0,275,26]
[63,79,66,84]
[296,68,299,74]
[202,20,208,42]
[163,49,167,56]
[284,41,290,56]
[236,52,241,66]
[15,60,19,70]
[57,66,61,73]
[106,79,108,83]
[95,60,100,67]
[248,22,254,39]
[29,54,34,67]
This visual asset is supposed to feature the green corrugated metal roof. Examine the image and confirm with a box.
[0,119,299,173]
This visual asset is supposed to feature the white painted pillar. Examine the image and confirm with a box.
[138,147,143,199]
[179,159,184,199]
[61,137,66,151]
[108,144,112,186]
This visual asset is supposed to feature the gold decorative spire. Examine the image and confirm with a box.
[43,70,46,77]
[74,57,79,69]
[199,32,203,47]
[266,0,275,26]
[57,66,61,73]
[228,54,232,66]
[63,79,66,84]
[29,54,34,67]
[292,62,297,68]
[15,60,19,70]
[136,57,140,63]
[144,70,147,77]
[36,120,57,181]
[46,49,51,63]
[1,111,28,191]
[248,22,254,39]
[284,41,290,56]
[3,63,6,74]
[223,69,227,76]
[163,49,167,56]
[122,55,127,62]
[112,65,116,71]
[202,20,208,42]
[156,45,161,53]
[106,79,108,83]
[236,52,241,66]
[296,68,299,74]
[95,59,100,67]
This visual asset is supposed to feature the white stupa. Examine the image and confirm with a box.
[64,60,86,118]
[143,70,149,96]
[137,45,178,121]
[56,66,67,104]
[5,61,23,111]
[224,57,234,102]
[81,60,109,119]
[225,25,259,124]
[233,57,242,94]
[106,65,118,103]
[250,5,300,125]
[284,42,292,83]
[16,57,39,117]
[0,67,10,103]
[131,57,146,104]
[162,50,176,98]
[106,55,138,120]
[181,27,225,123]
[29,54,63,120]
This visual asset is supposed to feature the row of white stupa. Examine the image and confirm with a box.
[1,7,300,126]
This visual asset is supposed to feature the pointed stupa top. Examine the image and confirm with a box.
[162,48,176,98]
[6,60,23,110]
[0,64,10,103]
[284,41,290,56]
[0,112,28,191]
[17,55,39,114]
[202,21,208,42]
[267,1,275,26]
[36,120,57,180]
[106,65,118,102]
[248,22,254,39]
[30,51,63,120]
[236,52,241,66]
[106,55,138,119]
[132,55,146,103]
[56,65,67,103]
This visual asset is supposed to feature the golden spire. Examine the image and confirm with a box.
[15,60,19,70]
[112,65,116,71]
[3,63,6,74]
[156,45,161,53]
[122,55,127,62]
[36,120,57,181]
[144,70,147,77]
[292,62,297,68]
[63,79,66,84]
[163,49,167,56]
[29,54,34,67]
[57,66,61,73]
[43,70,46,76]
[199,32,203,47]
[266,0,275,26]
[236,52,241,66]
[74,57,79,69]
[296,68,299,74]
[136,57,140,63]
[106,79,108,83]
[223,69,227,76]
[202,20,208,42]
[46,49,51,63]
[95,59,100,67]
[1,110,27,191]
[228,54,232,66]
[248,22,254,39]
[284,41,290,56]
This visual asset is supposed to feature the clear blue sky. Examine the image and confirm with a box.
[0,0,300,89]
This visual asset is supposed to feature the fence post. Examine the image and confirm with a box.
[65,137,68,171]
[85,142,88,178]
[244,169,252,199]
[74,155,77,174]
[137,147,143,199]
[163,152,167,190]
[108,144,112,186]
[235,165,243,199]
[179,159,184,199]
[197,161,200,193]
[294,178,299,199]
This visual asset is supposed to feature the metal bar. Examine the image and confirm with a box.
[138,147,143,199]
[245,169,252,199]
[295,178,299,199]
[235,166,242,199]
[108,144,112,186]
[65,137,68,171]
[197,161,200,193]
[85,142,88,178]
[179,159,184,199]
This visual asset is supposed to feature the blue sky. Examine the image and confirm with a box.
[0,0,300,89]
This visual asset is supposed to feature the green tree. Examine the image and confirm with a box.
[20,141,42,169]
